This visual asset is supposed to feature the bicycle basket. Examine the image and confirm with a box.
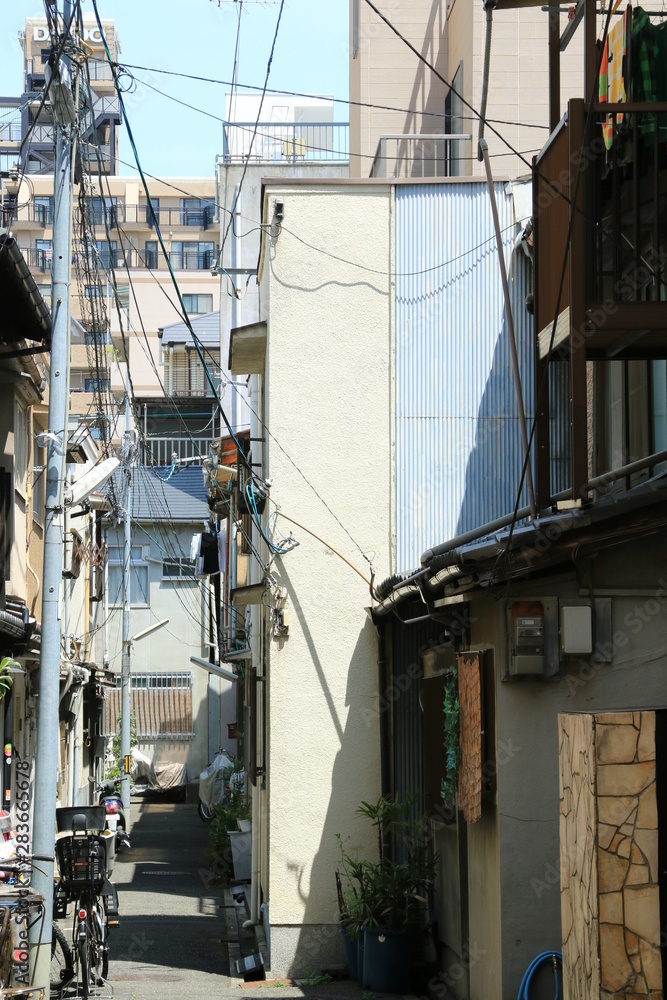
[56,834,106,890]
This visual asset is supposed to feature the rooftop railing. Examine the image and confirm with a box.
[370,133,472,179]
[222,121,349,163]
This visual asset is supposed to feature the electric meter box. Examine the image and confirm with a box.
[510,603,545,676]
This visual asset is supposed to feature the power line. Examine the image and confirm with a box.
[220,0,285,257]
[127,70,542,165]
[103,58,551,132]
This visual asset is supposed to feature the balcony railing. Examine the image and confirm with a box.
[141,436,214,467]
[370,134,472,179]
[17,244,219,273]
[222,121,349,163]
[532,98,667,507]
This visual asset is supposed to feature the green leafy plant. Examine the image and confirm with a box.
[207,759,251,881]
[107,711,137,779]
[336,796,438,935]
[0,657,17,701]
[440,672,460,812]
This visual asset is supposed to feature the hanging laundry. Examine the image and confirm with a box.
[631,7,667,141]
[601,6,632,150]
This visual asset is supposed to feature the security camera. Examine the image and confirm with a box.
[64,456,120,507]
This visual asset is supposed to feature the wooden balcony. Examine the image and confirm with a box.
[533,98,667,503]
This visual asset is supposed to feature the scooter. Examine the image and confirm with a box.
[91,779,131,852]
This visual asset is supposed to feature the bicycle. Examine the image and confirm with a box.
[0,852,73,995]
[55,811,118,999]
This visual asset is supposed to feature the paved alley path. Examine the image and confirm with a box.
[104,799,230,1000]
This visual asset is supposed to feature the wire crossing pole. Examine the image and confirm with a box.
[30,3,75,991]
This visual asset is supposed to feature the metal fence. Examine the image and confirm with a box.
[222,121,349,163]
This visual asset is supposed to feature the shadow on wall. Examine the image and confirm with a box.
[454,250,534,538]
[269,566,382,976]
[400,1,448,138]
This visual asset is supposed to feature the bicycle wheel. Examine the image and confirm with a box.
[198,800,216,823]
[50,923,74,993]
[85,899,107,987]
[78,925,90,1000]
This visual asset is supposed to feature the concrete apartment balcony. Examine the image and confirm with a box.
[369,133,472,179]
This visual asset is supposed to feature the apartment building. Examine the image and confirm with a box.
[1,17,220,460]
[349,0,586,179]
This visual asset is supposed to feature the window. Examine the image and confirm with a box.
[145,240,158,269]
[145,197,159,226]
[95,240,117,269]
[108,544,149,607]
[14,400,27,496]
[162,557,196,580]
[34,196,53,225]
[84,377,109,393]
[84,329,110,346]
[171,241,215,270]
[91,196,117,227]
[352,0,359,57]
[180,198,204,226]
[84,285,102,300]
[105,672,193,739]
[445,62,464,177]
[0,118,21,143]
[182,293,213,315]
[35,239,52,271]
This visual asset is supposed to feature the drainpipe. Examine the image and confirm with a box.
[244,371,262,928]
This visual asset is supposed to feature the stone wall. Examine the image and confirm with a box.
[559,712,600,999]
[559,711,662,1000]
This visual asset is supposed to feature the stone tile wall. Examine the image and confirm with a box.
[559,711,662,1000]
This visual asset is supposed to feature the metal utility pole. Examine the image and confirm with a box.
[228,185,241,646]
[30,3,75,990]
[120,370,133,812]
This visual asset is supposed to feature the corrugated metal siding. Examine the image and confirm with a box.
[394,183,535,571]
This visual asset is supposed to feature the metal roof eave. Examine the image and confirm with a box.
[0,230,52,346]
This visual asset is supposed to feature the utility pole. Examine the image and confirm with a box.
[30,2,75,990]
[228,185,241,648]
[120,369,133,812]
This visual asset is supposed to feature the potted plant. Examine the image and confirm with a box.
[336,796,437,993]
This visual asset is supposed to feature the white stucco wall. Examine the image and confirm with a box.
[260,181,393,972]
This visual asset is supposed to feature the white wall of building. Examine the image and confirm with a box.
[259,181,393,974]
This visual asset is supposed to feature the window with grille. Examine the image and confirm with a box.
[105,672,193,739]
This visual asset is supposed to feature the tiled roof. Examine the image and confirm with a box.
[111,465,209,523]
[159,311,220,348]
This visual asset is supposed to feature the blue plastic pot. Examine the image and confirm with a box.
[362,926,417,993]
[339,927,360,981]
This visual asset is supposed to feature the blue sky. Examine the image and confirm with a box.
[0,0,349,177]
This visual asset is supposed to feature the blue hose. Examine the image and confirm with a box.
[517,951,562,1000]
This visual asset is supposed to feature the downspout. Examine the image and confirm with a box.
[244,371,262,928]
[478,0,536,520]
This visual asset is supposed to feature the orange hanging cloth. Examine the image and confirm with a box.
[602,6,632,150]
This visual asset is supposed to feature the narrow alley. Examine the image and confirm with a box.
[93,800,228,999]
